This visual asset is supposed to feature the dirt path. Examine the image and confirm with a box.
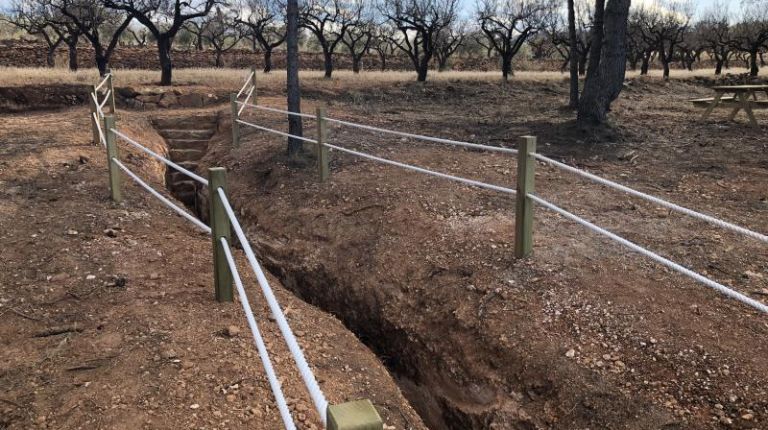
[193,78,768,429]
[0,108,425,430]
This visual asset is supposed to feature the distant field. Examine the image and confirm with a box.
[0,66,762,89]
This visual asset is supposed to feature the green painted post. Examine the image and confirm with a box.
[107,68,117,115]
[327,400,383,430]
[515,136,536,259]
[103,115,121,203]
[89,84,100,145]
[250,66,257,105]
[230,94,240,146]
[315,106,330,181]
[209,167,233,302]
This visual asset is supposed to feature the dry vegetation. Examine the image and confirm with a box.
[0,66,764,88]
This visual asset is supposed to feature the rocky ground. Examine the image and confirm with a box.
[0,108,425,429]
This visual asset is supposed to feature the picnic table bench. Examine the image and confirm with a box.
[691,85,768,129]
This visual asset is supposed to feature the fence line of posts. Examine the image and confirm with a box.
[229,70,768,316]
[88,72,384,430]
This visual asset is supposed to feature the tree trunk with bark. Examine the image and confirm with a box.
[157,36,173,86]
[67,40,78,71]
[264,49,273,73]
[750,49,759,77]
[286,0,303,157]
[568,0,579,108]
[577,0,631,125]
[322,48,333,78]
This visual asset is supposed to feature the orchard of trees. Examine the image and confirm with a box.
[0,0,766,123]
[3,0,767,84]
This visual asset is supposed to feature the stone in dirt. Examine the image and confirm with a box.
[225,325,240,337]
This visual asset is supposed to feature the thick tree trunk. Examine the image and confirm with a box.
[323,49,333,78]
[641,55,650,75]
[662,59,670,80]
[46,46,57,68]
[501,55,512,82]
[568,0,579,108]
[264,49,273,73]
[577,0,631,125]
[417,65,428,82]
[286,0,303,157]
[215,51,223,68]
[67,41,78,71]
[157,37,173,86]
[750,50,759,77]
[96,56,108,76]
[715,59,723,75]
[352,56,361,73]
[378,51,386,71]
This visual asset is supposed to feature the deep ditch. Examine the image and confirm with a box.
[153,112,672,430]
[152,113,504,429]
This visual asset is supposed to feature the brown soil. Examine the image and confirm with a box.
[188,77,768,429]
[0,109,425,429]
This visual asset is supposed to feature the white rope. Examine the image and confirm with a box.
[111,129,209,186]
[238,86,255,116]
[236,102,316,119]
[219,237,298,430]
[95,73,110,92]
[236,71,254,98]
[324,116,518,155]
[93,112,106,147]
[534,153,768,244]
[99,89,111,110]
[112,158,211,234]
[236,120,319,144]
[323,142,517,195]
[91,92,105,118]
[216,188,329,423]
[529,193,768,314]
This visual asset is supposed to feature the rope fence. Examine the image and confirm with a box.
[230,70,768,317]
[86,69,383,430]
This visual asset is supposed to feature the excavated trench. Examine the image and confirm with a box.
[151,112,666,430]
[150,112,501,429]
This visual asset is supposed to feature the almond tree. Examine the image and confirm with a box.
[730,4,768,77]
[4,0,63,67]
[200,7,242,67]
[635,0,692,80]
[476,0,555,82]
[370,24,397,70]
[102,0,221,85]
[380,0,458,82]
[341,20,374,73]
[300,0,363,78]
[49,0,134,74]
[434,20,464,71]
[236,0,286,73]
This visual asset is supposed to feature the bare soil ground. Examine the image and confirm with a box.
[191,75,768,429]
[0,109,425,429]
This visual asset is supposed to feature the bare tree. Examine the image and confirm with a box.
[341,20,374,73]
[577,0,631,125]
[49,0,134,74]
[126,26,150,46]
[200,7,242,67]
[300,0,363,78]
[370,24,397,70]
[730,3,768,77]
[236,0,286,73]
[183,19,209,50]
[4,0,64,67]
[381,0,458,82]
[477,0,554,81]
[635,0,692,80]
[551,1,593,75]
[434,19,464,71]
[102,0,221,85]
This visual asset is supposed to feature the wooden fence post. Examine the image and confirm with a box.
[107,68,117,115]
[315,106,330,181]
[103,115,121,203]
[230,94,240,146]
[327,399,383,430]
[209,167,233,302]
[89,85,100,146]
[250,66,257,105]
[515,136,536,258]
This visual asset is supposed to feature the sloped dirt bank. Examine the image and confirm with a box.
[197,79,768,430]
[0,108,426,430]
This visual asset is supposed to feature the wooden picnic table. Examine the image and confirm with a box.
[698,84,768,129]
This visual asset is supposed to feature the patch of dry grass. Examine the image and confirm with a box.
[0,66,762,89]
